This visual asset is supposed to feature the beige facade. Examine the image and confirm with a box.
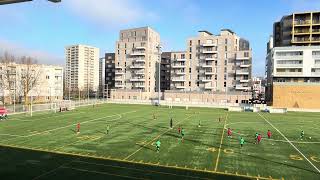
[114,27,160,92]
[65,44,100,95]
[0,63,63,104]
[273,83,320,109]
[109,89,250,104]
[169,29,252,92]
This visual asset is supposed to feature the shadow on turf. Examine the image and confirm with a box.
[0,145,248,180]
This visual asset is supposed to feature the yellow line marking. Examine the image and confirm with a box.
[124,114,192,160]
[0,143,280,180]
[214,113,228,172]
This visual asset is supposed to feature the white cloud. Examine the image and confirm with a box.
[0,39,64,66]
[65,0,158,28]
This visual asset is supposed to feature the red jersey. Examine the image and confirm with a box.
[267,131,271,137]
[227,129,232,136]
[77,123,80,129]
[257,135,262,141]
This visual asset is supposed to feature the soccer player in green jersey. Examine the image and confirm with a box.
[240,137,245,148]
[255,132,259,144]
[181,128,185,142]
[300,130,304,139]
[156,139,161,153]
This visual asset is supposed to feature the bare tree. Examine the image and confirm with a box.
[0,52,16,105]
[18,56,41,106]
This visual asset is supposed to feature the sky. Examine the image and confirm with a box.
[0,0,319,76]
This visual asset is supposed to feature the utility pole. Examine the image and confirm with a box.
[156,44,162,106]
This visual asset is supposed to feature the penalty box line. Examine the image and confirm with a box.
[258,113,320,174]
[214,113,228,172]
[0,110,136,144]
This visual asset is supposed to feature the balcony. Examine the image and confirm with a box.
[276,72,303,76]
[236,70,249,75]
[174,58,186,62]
[201,43,217,47]
[134,46,146,50]
[130,52,146,56]
[176,86,186,89]
[171,78,186,82]
[115,84,124,88]
[236,56,250,60]
[313,20,320,25]
[200,78,212,82]
[311,72,320,76]
[312,37,320,42]
[201,63,213,68]
[203,57,217,61]
[115,65,122,69]
[115,71,125,75]
[277,64,303,68]
[294,30,310,35]
[239,64,251,68]
[115,77,123,81]
[174,71,186,75]
[133,70,145,75]
[292,38,310,43]
[239,79,250,83]
[133,84,145,88]
[135,59,145,62]
[204,71,215,75]
[130,65,145,69]
[171,64,186,68]
[294,20,311,26]
[130,78,145,82]
[235,86,251,90]
[312,29,320,34]
[201,49,218,54]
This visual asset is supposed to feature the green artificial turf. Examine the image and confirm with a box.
[0,103,319,180]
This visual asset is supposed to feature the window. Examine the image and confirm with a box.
[224,60,227,65]
[189,81,191,86]
[215,75,217,80]
[312,51,320,57]
[189,47,192,52]
[125,43,127,48]
[125,50,127,54]
[198,40,200,45]
[189,54,192,59]
[225,39,228,44]
[197,82,199,87]
[225,53,228,59]
[189,40,192,46]
[224,82,226,87]
[224,67,227,73]
[244,52,249,57]
[46,75,50,79]
[117,50,119,55]
[225,46,227,51]
[189,68,191,73]
[224,74,227,80]
[181,54,185,59]
[174,54,176,59]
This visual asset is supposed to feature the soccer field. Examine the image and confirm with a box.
[0,103,319,180]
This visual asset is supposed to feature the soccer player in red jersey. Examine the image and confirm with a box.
[267,130,272,139]
[257,134,262,144]
[227,128,232,138]
[77,122,80,134]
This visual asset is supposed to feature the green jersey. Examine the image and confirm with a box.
[181,129,185,135]
[156,140,161,147]
[240,138,245,145]
[255,133,258,138]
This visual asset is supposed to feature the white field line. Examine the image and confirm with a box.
[0,133,25,137]
[214,113,228,172]
[10,111,85,122]
[258,113,320,174]
[0,111,136,143]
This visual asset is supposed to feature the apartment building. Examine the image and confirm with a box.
[160,52,171,92]
[274,11,320,47]
[266,45,320,108]
[169,29,252,92]
[0,63,63,104]
[266,11,320,109]
[104,53,115,97]
[114,27,161,92]
[65,45,99,98]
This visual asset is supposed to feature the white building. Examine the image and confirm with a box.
[0,63,63,104]
[65,45,100,98]
[267,46,320,83]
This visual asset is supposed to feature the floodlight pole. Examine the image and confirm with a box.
[156,44,162,106]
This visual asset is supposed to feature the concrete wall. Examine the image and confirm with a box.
[273,83,320,109]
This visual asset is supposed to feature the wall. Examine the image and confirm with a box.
[273,83,320,109]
